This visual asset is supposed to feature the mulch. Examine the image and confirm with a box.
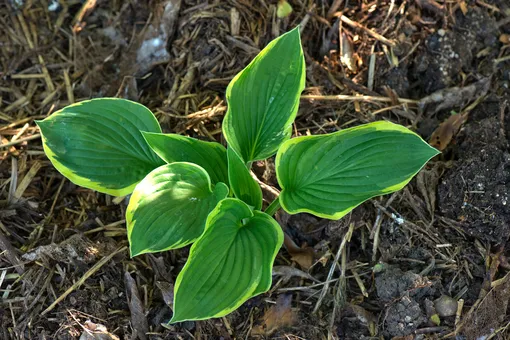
[1,0,509,339]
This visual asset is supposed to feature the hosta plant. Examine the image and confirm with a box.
[36,27,439,322]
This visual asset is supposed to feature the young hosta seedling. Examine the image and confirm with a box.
[37,27,439,323]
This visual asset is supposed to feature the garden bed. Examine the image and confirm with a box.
[0,0,509,339]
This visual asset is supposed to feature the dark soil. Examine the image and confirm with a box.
[439,99,510,243]
[1,0,510,339]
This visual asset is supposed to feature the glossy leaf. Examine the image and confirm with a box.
[227,148,262,210]
[127,162,229,257]
[222,27,306,162]
[170,198,283,322]
[36,98,164,196]
[143,132,228,184]
[276,121,440,219]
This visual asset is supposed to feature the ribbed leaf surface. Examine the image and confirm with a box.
[227,148,262,210]
[276,121,440,219]
[170,198,283,322]
[36,98,163,196]
[127,163,229,257]
[222,27,305,162]
[143,132,228,185]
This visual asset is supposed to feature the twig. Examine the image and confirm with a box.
[313,223,354,313]
[299,4,315,33]
[455,298,464,329]
[494,55,510,65]
[11,123,30,142]
[415,326,448,334]
[351,268,368,297]
[0,134,41,149]
[63,69,74,104]
[0,226,24,275]
[372,200,440,244]
[254,176,280,199]
[0,117,45,132]
[371,192,398,261]
[158,104,226,119]
[367,48,376,91]
[382,0,395,27]
[500,100,507,139]
[277,278,340,292]
[8,158,17,203]
[371,211,382,262]
[329,239,348,339]
[301,94,418,104]
[327,0,344,19]
[334,14,396,47]
[48,177,66,221]
[12,161,42,203]
[41,246,127,315]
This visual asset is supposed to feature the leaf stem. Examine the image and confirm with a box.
[264,197,281,216]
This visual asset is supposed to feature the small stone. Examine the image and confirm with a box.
[438,29,446,37]
[70,295,77,305]
[434,295,458,317]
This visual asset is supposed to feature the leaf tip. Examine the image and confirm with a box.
[283,26,303,51]
[424,141,442,159]
[35,118,49,131]
[169,307,195,324]
[168,314,183,324]
[287,25,301,36]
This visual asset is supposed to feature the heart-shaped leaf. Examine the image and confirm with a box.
[222,27,306,162]
[170,198,283,323]
[143,132,229,185]
[127,162,229,257]
[36,98,164,196]
[276,121,440,219]
[227,148,262,210]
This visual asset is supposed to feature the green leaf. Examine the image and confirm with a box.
[127,162,229,257]
[277,0,293,18]
[227,148,262,210]
[222,27,306,162]
[143,132,229,185]
[170,198,283,323]
[36,98,164,196]
[276,121,440,219]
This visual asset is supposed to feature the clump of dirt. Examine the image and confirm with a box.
[438,100,510,244]
[375,6,500,101]
[384,295,426,338]
[375,267,435,337]
[417,29,469,93]
[375,267,432,301]
[409,7,500,95]
[22,234,98,263]
[378,65,411,98]
[335,305,374,338]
